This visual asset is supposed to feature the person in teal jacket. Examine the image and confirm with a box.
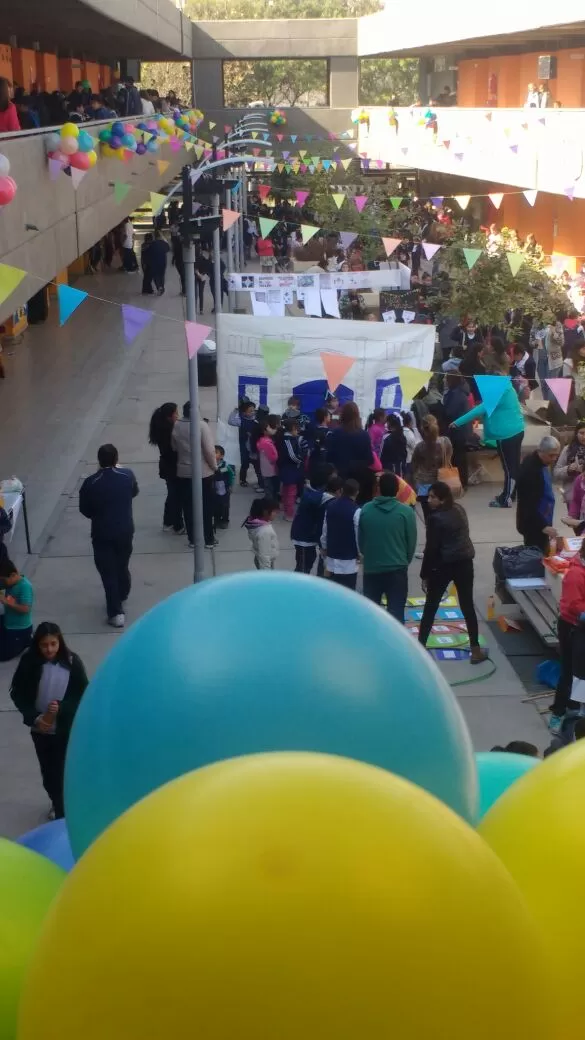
[451,374,524,508]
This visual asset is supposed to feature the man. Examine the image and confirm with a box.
[516,435,560,553]
[359,471,417,622]
[149,230,170,295]
[79,444,139,628]
[122,75,142,117]
[121,217,138,272]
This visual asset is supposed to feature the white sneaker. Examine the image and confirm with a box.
[108,614,125,629]
[162,524,174,532]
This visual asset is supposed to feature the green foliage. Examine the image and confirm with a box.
[359,58,420,106]
[223,59,328,107]
[185,0,383,18]
[140,62,192,104]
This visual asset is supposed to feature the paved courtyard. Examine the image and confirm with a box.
[0,265,551,837]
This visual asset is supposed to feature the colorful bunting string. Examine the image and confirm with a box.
[0,264,26,307]
[474,375,510,417]
[185,321,212,360]
[122,305,154,345]
[261,337,294,377]
[463,248,482,270]
[58,284,88,327]
[320,353,355,393]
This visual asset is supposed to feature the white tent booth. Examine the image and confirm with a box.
[216,313,436,463]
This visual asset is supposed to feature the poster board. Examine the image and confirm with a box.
[216,313,435,464]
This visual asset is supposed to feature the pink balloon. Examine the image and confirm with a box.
[125,124,135,133]
[69,151,91,170]
[60,135,79,156]
[0,175,17,205]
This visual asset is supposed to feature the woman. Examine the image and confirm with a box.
[10,623,89,818]
[326,402,374,479]
[149,402,183,534]
[451,363,524,508]
[380,414,407,476]
[0,77,20,132]
[554,421,585,505]
[411,414,442,519]
[141,233,154,294]
[418,483,488,664]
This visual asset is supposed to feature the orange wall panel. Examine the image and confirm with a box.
[82,61,99,93]
[58,58,83,93]
[35,52,58,92]
[459,48,585,107]
[12,48,37,92]
[555,51,585,107]
[0,45,12,83]
[99,65,111,89]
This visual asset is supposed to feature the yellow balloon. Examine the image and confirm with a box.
[480,739,585,1040]
[19,754,552,1040]
[101,144,114,158]
[87,150,97,167]
[61,122,79,138]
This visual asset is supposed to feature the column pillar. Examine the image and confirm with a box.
[329,56,359,109]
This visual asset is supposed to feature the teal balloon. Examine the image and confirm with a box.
[98,129,111,143]
[475,752,540,820]
[122,133,137,151]
[65,573,477,856]
[77,130,93,153]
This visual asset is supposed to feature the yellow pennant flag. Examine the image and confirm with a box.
[0,263,26,307]
[277,163,285,173]
[209,121,216,130]
[194,145,204,159]
[332,193,346,209]
[156,160,170,176]
[398,366,432,404]
[251,131,259,139]
[150,192,166,217]
[185,141,195,152]
[341,158,353,171]
[301,224,320,245]
[299,150,307,159]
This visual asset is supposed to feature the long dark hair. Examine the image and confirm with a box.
[0,78,11,112]
[567,420,585,465]
[149,402,177,447]
[31,622,72,668]
[339,401,362,433]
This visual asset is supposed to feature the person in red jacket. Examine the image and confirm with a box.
[550,541,585,732]
[0,78,20,132]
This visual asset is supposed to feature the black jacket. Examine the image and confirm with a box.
[421,504,474,580]
[154,426,178,481]
[10,651,89,737]
[79,466,139,541]
[326,428,373,478]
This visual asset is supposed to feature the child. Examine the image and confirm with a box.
[257,416,280,501]
[381,414,407,476]
[320,478,361,590]
[213,445,235,529]
[307,407,331,484]
[368,408,387,457]
[291,463,336,574]
[401,411,422,472]
[243,498,279,570]
[281,395,311,434]
[228,399,257,488]
[278,419,305,521]
[0,557,34,661]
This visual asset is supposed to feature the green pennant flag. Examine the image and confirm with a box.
[150,192,166,217]
[261,337,294,377]
[332,193,346,209]
[311,156,320,167]
[0,263,26,307]
[507,252,524,277]
[259,217,278,238]
[114,182,131,205]
[462,248,483,270]
[301,224,320,245]
[390,197,403,210]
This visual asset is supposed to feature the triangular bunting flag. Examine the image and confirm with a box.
[0,264,26,307]
[70,167,87,190]
[431,196,444,207]
[185,141,195,152]
[341,158,352,170]
[208,121,216,130]
[156,160,170,176]
[398,366,432,403]
[48,157,64,182]
[259,217,278,238]
[169,137,182,153]
[381,237,401,257]
[462,248,482,270]
[301,224,320,245]
[150,191,166,216]
[332,193,346,209]
[58,284,88,326]
[422,242,441,261]
[565,186,576,201]
[320,352,355,394]
[523,190,537,206]
[389,197,403,209]
[353,195,368,213]
[322,159,331,170]
[442,140,450,149]
[454,195,470,210]
[290,135,298,143]
[488,192,504,209]
[257,184,271,201]
[474,375,510,417]
[509,144,518,154]
[222,208,240,231]
[185,321,212,361]
[310,156,320,167]
[545,378,572,414]
[485,111,493,121]
[507,253,524,277]
[339,231,357,250]
[298,150,307,159]
[260,337,294,377]
[122,305,154,344]
[251,131,258,139]
[296,190,310,207]
[276,133,284,142]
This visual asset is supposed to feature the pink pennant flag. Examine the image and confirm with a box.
[382,237,401,257]
[545,378,572,414]
[122,305,154,345]
[565,186,576,201]
[48,157,64,181]
[422,242,441,261]
[296,190,310,206]
[169,137,182,153]
[222,208,241,231]
[70,167,87,190]
[185,321,212,361]
[300,165,308,174]
[353,195,368,213]
[320,352,356,394]
[257,184,271,201]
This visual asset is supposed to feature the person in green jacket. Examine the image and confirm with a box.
[451,369,524,508]
[359,471,417,623]
[10,622,89,819]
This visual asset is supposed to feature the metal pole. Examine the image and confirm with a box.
[212,191,222,315]
[242,173,248,267]
[225,185,235,313]
[182,165,206,584]
[233,182,242,273]
[238,177,245,271]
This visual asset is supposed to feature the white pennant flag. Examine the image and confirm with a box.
[422,243,441,261]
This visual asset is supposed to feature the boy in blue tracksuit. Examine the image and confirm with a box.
[321,479,361,590]
[228,399,258,488]
[213,445,235,529]
[291,466,339,573]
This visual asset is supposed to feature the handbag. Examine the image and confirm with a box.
[438,441,462,497]
[493,545,545,581]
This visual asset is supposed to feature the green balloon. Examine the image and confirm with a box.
[0,838,65,1040]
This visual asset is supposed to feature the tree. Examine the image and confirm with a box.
[223,59,328,107]
[359,58,419,106]
[140,62,192,104]
[185,0,383,18]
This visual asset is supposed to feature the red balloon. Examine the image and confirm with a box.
[0,175,17,205]
[69,151,91,171]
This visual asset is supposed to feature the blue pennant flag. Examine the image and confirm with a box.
[290,134,297,143]
[58,284,88,327]
[474,375,511,417]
